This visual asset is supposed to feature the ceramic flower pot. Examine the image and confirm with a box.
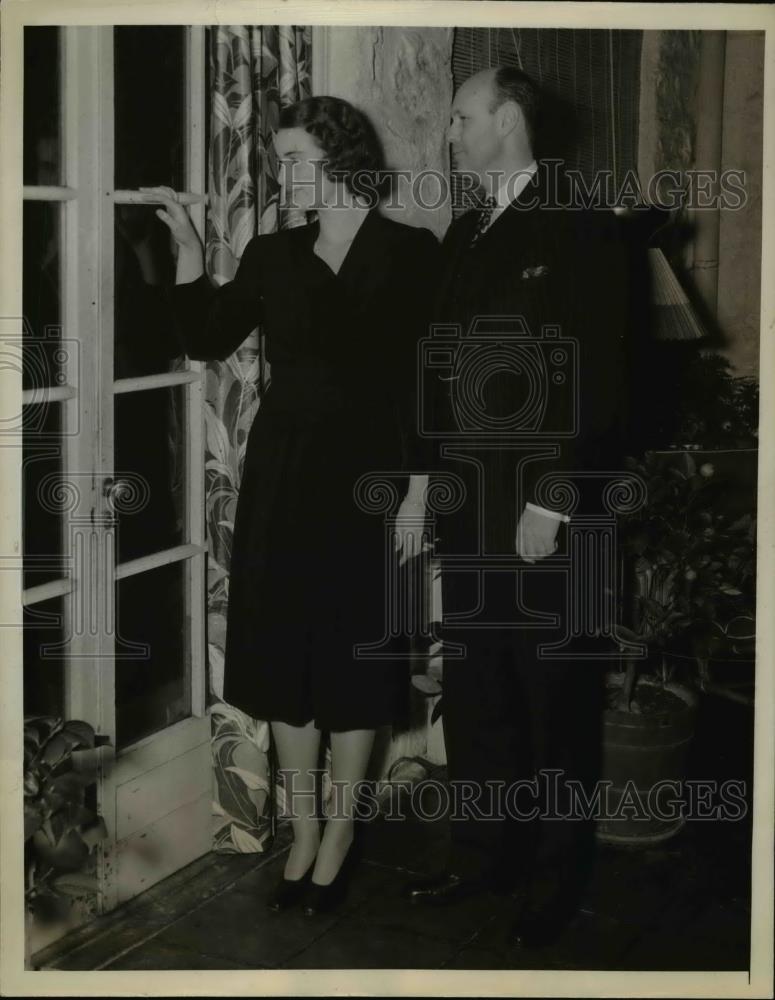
[597,671,698,845]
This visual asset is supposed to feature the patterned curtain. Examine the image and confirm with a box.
[204,25,312,853]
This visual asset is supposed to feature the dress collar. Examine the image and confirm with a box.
[295,205,391,297]
[305,205,382,277]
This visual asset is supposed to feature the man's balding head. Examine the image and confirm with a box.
[447,66,539,187]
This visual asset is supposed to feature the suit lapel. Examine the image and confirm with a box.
[435,165,552,311]
[434,211,479,315]
[488,161,552,235]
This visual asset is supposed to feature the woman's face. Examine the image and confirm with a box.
[275,126,339,211]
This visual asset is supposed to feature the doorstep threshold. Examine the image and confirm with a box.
[32,824,292,971]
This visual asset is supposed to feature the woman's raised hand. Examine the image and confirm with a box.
[139,185,200,253]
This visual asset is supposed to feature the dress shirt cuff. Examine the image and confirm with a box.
[525,501,571,523]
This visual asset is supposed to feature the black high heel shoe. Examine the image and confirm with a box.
[301,837,360,917]
[266,865,314,912]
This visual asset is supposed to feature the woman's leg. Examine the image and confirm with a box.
[312,727,376,885]
[271,719,322,879]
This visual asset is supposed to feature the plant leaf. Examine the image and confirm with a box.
[62,721,96,748]
[70,748,103,774]
[79,817,108,849]
[223,766,270,792]
[411,674,442,695]
[41,733,70,766]
[51,873,99,897]
[24,802,45,840]
[230,824,266,853]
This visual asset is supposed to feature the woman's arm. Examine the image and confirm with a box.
[142,185,264,362]
[393,227,442,565]
[170,239,264,362]
[395,227,443,484]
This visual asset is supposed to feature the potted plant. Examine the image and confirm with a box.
[24,716,111,967]
[667,352,759,452]
[601,448,757,844]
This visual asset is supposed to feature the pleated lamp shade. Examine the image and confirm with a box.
[648,247,706,340]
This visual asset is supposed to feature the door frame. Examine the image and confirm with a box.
[19,23,212,919]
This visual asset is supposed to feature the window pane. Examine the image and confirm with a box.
[114,386,187,564]
[23,201,63,389]
[22,403,65,588]
[114,26,185,190]
[115,561,190,747]
[24,26,62,186]
[24,596,66,718]
[114,205,183,378]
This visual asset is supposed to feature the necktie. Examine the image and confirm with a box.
[469,194,498,247]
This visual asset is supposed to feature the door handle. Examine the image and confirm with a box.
[101,476,134,513]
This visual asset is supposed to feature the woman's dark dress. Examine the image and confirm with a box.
[171,208,440,731]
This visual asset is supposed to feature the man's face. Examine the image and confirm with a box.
[447,76,501,181]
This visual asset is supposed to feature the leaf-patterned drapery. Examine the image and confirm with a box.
[204,24,311,855]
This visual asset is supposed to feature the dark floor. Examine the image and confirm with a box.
[34,690,754,972]
[36,783,752,972]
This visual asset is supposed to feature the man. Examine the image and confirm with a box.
[404,66,629,948]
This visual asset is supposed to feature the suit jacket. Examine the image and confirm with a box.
[426,162,630,555]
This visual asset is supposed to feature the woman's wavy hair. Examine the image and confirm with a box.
[278,96,389,204]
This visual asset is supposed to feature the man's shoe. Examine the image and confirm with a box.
[487,869,530,899]
[510,891,579,948]
[402,871,483,906]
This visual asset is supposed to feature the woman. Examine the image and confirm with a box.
[144,96,438,914]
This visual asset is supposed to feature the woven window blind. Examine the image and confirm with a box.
[452,28,643,209]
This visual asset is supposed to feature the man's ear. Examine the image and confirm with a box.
[497,100,523,138]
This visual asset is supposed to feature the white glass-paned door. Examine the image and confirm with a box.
[22,24,212,929]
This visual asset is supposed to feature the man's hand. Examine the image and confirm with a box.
[515,505,560,563]
[394,497,427,567]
